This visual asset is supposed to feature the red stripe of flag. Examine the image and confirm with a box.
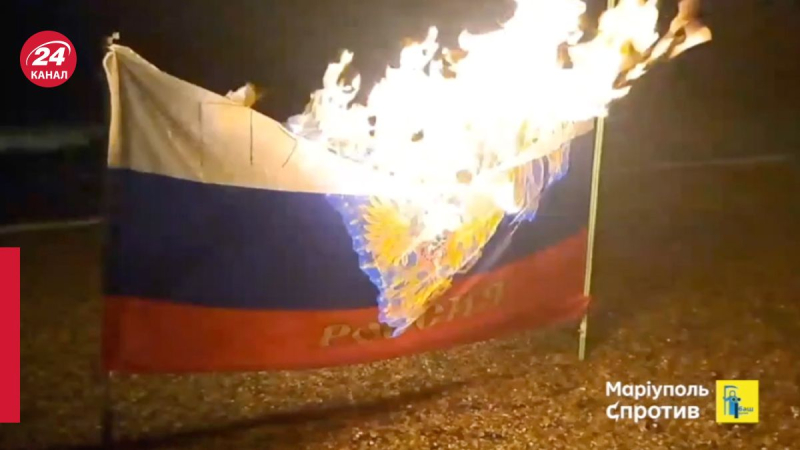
[103,232,588,373]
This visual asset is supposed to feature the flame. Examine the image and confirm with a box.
[287,0,710,264]
[289,0,709,185]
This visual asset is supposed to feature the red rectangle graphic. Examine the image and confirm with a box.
[0,248,20,423]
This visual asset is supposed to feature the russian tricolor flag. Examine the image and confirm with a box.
[102,45,595,373]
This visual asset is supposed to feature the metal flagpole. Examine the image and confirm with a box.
[578,116,605,361]
[100,35,119,447]
[579,0,615,361]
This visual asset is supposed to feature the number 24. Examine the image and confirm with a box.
[32,47,66,66]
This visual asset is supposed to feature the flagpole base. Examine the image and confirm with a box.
[578,313,588,361]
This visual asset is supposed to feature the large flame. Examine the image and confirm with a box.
[287,0,710,333]
[288,0,709,196]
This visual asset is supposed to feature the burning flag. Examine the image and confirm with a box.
[102,0,709,372]
[287,0,711,336]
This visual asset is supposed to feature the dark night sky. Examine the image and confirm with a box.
[8,0,673,127]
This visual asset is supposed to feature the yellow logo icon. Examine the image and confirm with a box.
[716,380,759,423]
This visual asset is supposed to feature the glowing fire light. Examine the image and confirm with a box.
[287,0,711,333]
[289,0,709,199]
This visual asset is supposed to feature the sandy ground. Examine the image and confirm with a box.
[3,2,800,449]
[3,161,799,450]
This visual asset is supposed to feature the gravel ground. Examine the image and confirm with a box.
[3,2,800,449]
[5,160,799,450]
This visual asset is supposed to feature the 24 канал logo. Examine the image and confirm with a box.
[20,31,76,88]
[716,380,759,423]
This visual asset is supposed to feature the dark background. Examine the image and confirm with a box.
[4,0,738,226]
[7,0,683,126]
[3,1,800,226]
[3,0,686,226]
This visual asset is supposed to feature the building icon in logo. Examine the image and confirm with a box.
[716,380,759,423]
